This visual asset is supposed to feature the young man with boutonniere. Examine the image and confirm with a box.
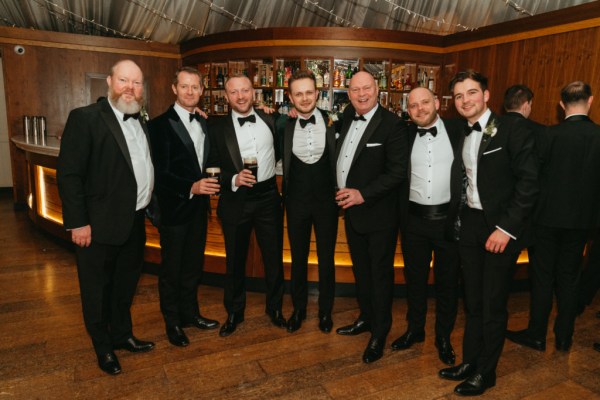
[438,70,538,396]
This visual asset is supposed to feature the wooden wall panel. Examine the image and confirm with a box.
[1,31,180,204]
[443,27,600,125]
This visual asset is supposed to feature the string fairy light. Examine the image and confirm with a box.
[378,0,475,32]
[29,0,150,41]
[301,0,361,28]
[502,0,535,16]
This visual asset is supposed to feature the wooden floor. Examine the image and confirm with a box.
[0,190,599,400]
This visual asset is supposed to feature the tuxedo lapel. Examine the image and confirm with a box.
[335,112,353,160]
[223,116,244,171]
[477,114,499,162]
[351,106,382,166]
[100,101,134,175]
[167,107,202,174]
[200,118,209,168]
[283,118,296,179]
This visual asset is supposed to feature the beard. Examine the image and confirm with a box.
[108,89,144,115]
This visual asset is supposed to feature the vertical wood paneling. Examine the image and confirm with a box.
[444,27,600,125]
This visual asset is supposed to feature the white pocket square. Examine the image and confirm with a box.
[366,143,382,147]
[483,147,502,155]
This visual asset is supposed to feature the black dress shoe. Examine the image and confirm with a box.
[267,310,287,329]
[182,315,220,330]
[287,309,306,333]
[97,352,121,375]
[505,329,546,351]
[219,314,244,337]
[113,336,155,353]
[555,338,573,352]
[362,337,385,363]
[336,319,371,336]
[167,326,189,347]
[439,363,476,381]
[454,373,495,396]
[594,342,600,352]
[318,314,333,333]
[390,331,425,350]
[435,337,456,365]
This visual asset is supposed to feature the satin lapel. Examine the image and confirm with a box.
[100,101,134,175]
[407,124,418,177]
[477,114,498,162]
[200,118,209,169]
[351,106,382,166]
[283,118,296,179]
[443,118,462,155]
[140,118,152,159]
[223,116,244,171]
[168,109,202,174]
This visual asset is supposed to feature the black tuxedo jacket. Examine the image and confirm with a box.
[148,105,210,226]
[453,112,539,250]
[57,98,150,245]
[399,117,463,240]
[336,104,408,234]
[207,108,280,224]
[282,108,338,198]
[535,115,600,229]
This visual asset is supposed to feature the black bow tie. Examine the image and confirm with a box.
[238,114,256,126]
[299,115,316,128]
[464,121,482,136]
[189,112,202,122]
[353,115,366,121]
[417,126,437,137]
[123,112,140,121]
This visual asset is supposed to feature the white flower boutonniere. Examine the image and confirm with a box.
[327,111,339,127]
[140,106,150,123]
[483,119,498,138]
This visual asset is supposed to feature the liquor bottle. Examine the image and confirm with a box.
[216,67,224,88]
[345,64,353,88]
[323,68,330,89]
[223,67,228,86]
[315,70,324,88]
[333,67,341,88]
[213,95,219,114]
[404,73,412,91]
[223,98,229,114]
[277,65,284,87]
[253,69,259,87]
[268,65,273,87]
[260,65,267,86]
[380,71,387,90]
[428,69,435,92]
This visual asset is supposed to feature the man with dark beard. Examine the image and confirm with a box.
[58,59,155,375]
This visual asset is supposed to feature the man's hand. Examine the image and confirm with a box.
[191,178,220,195]
[485,229,511,254]
[287,108,298,119]
[193,107,208,119]
[256,104,276,115]
[72,225,92,247]
[235,169,257,188]
[335,187,364,209]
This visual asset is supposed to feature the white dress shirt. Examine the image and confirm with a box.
[231,110,276,190]
[462,108,491,211]
[109,101,154,210]
[409,116,453,205]
[293,110,326,164]
[173,102,205,170]
[336,104,379,189]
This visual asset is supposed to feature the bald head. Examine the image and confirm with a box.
[407,87,439,127]
[348,71,379,115]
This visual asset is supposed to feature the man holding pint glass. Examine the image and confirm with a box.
[207,73,287,337]
[148,66,220,348]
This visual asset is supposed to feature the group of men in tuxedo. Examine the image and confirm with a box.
[57,59,600,396]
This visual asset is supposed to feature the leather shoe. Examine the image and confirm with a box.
[219,314,244,337]
[336,319,371,336]
[555,338,572,352]
[287,309,306,333]
[439,363,476,381]
[318,313,333,333]
[390,331,425,350]
[167,326,189,347]
[182,315,219,330]
[454,373,495,396]
[97,352,121,375]
[113,336,155,353]
[505,329,546,351]
[267,310,287,329]
[362,337,385,363]
[594,342,600,352]
[435,337,456,365]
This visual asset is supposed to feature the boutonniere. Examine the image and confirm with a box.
[140,106,150,123]
[327,111,338,127]
[483,119,498,138]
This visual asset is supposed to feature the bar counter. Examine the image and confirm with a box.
[11,134,530,285]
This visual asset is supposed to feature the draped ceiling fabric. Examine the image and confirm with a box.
[0,0,597,44]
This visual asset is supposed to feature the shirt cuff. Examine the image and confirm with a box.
[495,225,516,240]
[231,175,239,192]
